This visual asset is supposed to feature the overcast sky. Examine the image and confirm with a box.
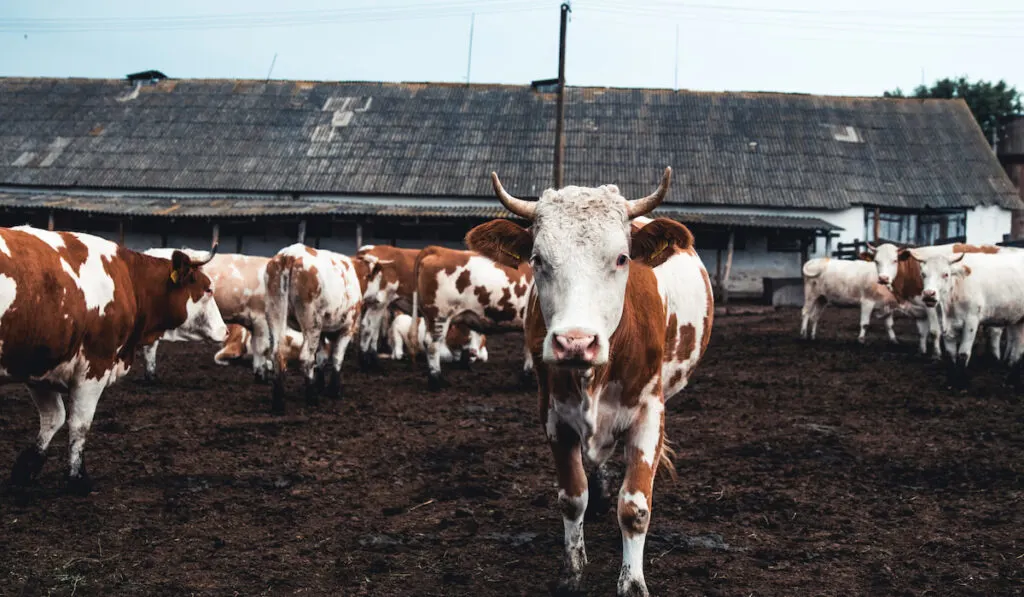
[1,0,1022,97]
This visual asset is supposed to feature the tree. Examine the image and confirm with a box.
[884,77,1023,144]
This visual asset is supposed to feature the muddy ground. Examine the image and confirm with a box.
[0,309,1021,596]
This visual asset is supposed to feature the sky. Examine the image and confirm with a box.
[1,0,1023,97]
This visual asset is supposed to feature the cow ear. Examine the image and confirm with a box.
[169,250,192,285]
[857,251,873,262]
[466,219,533,268]
[898,250,913,262]
[952,263,972,277]
[631,218,693,268]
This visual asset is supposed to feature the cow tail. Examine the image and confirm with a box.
[265,256,292,375]
[802,258,827,278]
[407,249,424,363]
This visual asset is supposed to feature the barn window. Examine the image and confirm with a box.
[864,209,966,245]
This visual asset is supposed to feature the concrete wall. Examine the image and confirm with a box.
[966,205,1013,245]
[695,231,803,297]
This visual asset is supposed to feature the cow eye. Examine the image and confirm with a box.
[616,254,629,267]
[530,254,544,269]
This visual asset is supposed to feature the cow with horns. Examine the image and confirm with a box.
[355,245,420,367]
[1,226,226,494]
[465,167,712,597]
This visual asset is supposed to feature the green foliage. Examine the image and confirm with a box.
[884,77,1023,142]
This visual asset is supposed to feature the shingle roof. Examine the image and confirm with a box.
[0,191,841,231]
[0,77,1019,211]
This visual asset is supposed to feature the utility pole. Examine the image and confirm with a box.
[553,2,571,189]
[466,13,475,86]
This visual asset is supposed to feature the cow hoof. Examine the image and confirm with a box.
[141,373,158,385]
[314,369,327,394]
[427,375,448,392]
[9,447,46,486]
[270,399,286,415]
[617,579,649,597]
[359,351,380,372]
[65,471,93,497]
[325,375,343,400]
[519,369,535,388]
[550,576,584,597]
[271,380,287,414]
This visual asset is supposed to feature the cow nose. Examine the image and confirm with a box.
[878,275,890,285]
[552,330,599,363]
[923,289,936,297]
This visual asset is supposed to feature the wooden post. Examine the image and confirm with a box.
[552,2,571,189]
[236,233,244,254]
[715,247,723,300]
[722,228,735,305]
[160,232,168,248]
[118,219,125,245]
[211,223,220,247]
[47,211,55,231]
[873,207,881,240]
[355,222,364,249]
[297,219,307,244]
[800,236,810,265]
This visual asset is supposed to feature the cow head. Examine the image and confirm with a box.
[467,167,690,368]
[161,247,228,343]
[360,256,397,308]
[866,242,903,288]
[909,250,968,307]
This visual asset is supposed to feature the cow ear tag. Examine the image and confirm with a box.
[170,271,179,283]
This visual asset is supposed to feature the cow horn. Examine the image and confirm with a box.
[908,249,924,263]
[950,252,966,264]
[491,172,536,220]
[865,242,877,253]
[626,167,672,218]
[194,242,218,266]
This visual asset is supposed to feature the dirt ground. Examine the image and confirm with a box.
[1,309,1021,596]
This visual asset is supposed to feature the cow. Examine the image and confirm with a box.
[910,249,1024,389]
[409,245,533,390]
[389,313,488,364]
[799,257,899,344]
[355,245,420,367]
[868,242,1016,360]
[264,244,365,414]
[140,250,273,382]
[1,226,226,494]
[214,323,307,368]
[464,167,713,597]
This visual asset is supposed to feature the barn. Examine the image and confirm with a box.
[1,73,1020,302]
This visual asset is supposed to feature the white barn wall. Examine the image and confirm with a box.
[966,206,1012,245]
[695,232,803,296]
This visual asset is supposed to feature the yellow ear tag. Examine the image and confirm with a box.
[500,247,520,261]
[651,239,669,259]
[170,271,179,283]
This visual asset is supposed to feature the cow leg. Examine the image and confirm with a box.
[325,332,354,399]
[65,380,104,496]
[142,340,160,383]
[358,308,383,371]
[948,317,979,390]
[857,300,874,344]
[585,463,612,521]
[616,400,664,597]
[548,419,588,594]
[987,326,1004,363]
[10,387,66,486]
[298,329,322,406]
[426,317,449,391]
[251,317,273,384]
[914,318,930,355]
[884,313,898,345]
[390,321,405,361]
[927,308,942,359]
[1003,324,1024,389]
[521,345,535,386]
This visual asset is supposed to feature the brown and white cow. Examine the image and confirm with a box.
[465,168,713,597]
[409,245,532,390]
[355,245,420,366]
[214,323,309,368]
[264,244,365,413]
[799,257,899,345]
[868,242,1016,359]
[1,226,226,494]
[141,250,273,381]
[389,313,488,364]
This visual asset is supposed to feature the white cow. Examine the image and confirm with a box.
[912,249,1024,389]
[800,257,898,344]
[389,313,488,364]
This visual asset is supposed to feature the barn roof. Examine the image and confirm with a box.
[0,77,1019,211]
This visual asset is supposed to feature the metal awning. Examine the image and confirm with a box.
[0,191,842,232]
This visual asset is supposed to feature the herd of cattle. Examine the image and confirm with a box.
[0,168,716,597]
[801,240,1024,388]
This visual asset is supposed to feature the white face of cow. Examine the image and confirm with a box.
[912,251,967,307]
[169,286,228,342]
[529,187,633,365]
[871,243,900,288]
[466,168,679,369]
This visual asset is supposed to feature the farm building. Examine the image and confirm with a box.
[0,74,1020,301]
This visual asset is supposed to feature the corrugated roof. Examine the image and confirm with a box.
[0,191,841,231]
[0,78,1019,211]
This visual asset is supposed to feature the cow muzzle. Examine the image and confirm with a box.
[550,329,600,366]
[878,275,890,286]
[922,290,938,307]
